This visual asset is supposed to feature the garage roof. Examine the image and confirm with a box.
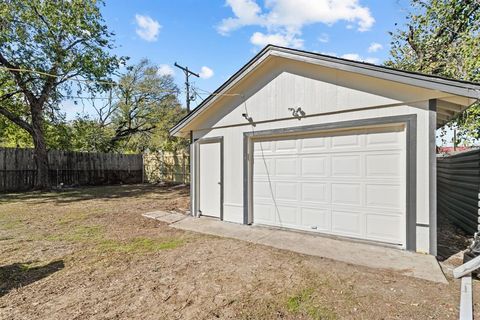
[170,45,480,136]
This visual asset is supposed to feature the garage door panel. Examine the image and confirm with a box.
[274,158,297,176]
[254,158,273,176]
[300,136,327,151]
[365,153,402,177]
[275,139,297,152]
[254,181,273,199]
[254,203,275,224]
[275,205,298,225]
[331,183,362,206]
[275,182,298,201]
[300,207,330,231]
[366,184,403,209]
[366,130,402,147]
[331,210,363,237]
[301,157,328,177]
[366,214,403,244]
[331,155,361,177]
[254,141,273,153]
[253,125,406,247]
[331,134,361,149]
[301,183,328,203]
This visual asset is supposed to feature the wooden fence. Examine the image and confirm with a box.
[0,148,143,192]
[143,150,190,184]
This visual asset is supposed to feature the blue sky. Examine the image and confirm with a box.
[82,0,411,112]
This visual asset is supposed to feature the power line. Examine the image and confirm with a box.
[195,87,242,97]
[1,65,252,105]
[0,66,117,86]
[191,87,205,107]
[0,66,181,94]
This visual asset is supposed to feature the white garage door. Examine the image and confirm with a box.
[253,125,406,246]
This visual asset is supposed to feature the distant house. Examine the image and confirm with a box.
[437,146,473,154]
[170,45,480,256]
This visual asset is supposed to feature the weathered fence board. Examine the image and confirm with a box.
[0,148,143,192]
[143,151,189,184]
[437,149,480,234]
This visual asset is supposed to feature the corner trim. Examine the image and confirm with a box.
[429,99,437,255]
[243,114,417,251]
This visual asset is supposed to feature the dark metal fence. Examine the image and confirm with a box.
[0,148,143,192]
[437,149,480,234]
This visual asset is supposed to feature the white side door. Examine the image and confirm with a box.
[199,141,222,218]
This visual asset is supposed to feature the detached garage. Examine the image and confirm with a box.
[170,45,480,255]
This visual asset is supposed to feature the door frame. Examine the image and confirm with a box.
[194,136,224,220]
[243,115,417,251]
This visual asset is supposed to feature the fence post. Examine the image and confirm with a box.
[182,153,186,184]
[142,153,145,184]
[2,149,6,191]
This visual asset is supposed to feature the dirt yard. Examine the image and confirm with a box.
[0,184,478,319]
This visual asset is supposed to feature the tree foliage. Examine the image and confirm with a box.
[68,59,187,153]
[0,0,125,188]
[386,0,480,144]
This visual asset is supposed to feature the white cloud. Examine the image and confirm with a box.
[368,42,383,53]
[318,33,329,43]
[341,53,361,60]
[250,31,303,48]
[218,0,375,48]
[199,66,214,79]
[218,0,263,35]
[341,53,379,64]
[157,64,175,77]
[135,14,161,42]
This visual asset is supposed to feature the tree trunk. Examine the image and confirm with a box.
[31,104,49,189]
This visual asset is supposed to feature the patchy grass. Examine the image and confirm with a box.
[18,262,38,272]
[0,219,23,230]
[286,288,337,320]
[44,225,105,242]
[99,237,185,253]
[57,211,94,225]
[0,184,476,319]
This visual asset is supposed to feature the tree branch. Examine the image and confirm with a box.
[0,52,37,106]
[0,105,32,134]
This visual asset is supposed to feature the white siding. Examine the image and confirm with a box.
[192,61,435,253]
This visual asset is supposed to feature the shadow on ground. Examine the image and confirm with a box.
[0,184,189,205]
[437,212,471,261]
[0,260,64,297]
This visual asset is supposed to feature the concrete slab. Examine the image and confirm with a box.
[142,211,186,224]
[171,216,448,284]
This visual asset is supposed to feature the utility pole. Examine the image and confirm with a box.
[174,62,199,112]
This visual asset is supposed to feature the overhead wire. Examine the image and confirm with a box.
[0,66,117,86]
[0,65,182,95]
[195,87,242,97]
[1,65,252,99]
[1,65,257,115]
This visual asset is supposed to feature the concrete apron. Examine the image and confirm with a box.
[143,212,447,284]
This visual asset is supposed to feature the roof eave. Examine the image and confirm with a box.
[170,45,480,136]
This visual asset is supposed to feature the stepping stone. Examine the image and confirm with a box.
[142,211,186,224]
